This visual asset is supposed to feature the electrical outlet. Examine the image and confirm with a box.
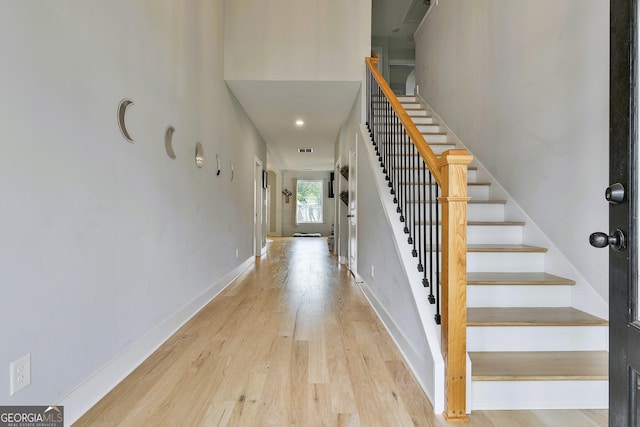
[370,265,375,279]
[10,353,31,396]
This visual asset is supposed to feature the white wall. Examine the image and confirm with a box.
[225,0,371,81]
[0,0,266,417]
[414,0,609,302]
[356,125,444,411]
[281,171,335,236]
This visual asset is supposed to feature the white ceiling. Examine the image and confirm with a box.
[226,0,427,173]
[372,0,429,50]
[226,80,361,172]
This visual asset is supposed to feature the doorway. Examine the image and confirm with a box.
[254,158,265,257]
[348,140,358,274]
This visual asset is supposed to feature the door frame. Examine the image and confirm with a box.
[610,0,640,424]
[254,157,265,257]
[348,139,358,274]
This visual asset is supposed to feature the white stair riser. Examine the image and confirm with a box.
[401,103,422,110]
[395,183,487,199]
[467,251,545,272]
[467,185,490,200]
[416,124,442,133]
[407,110,428,117]
[422,133,449,143]
[404,225,523,245]
[467,225,523,245]
[377,144,456,155]
[467,204,505,222]
[433,144,456,154]
[411,116,438,125]
[467,326,608,352]
[393,169,478,182]
[404,203,505,221]
[417,252,545,273]
[470,380,608,410]
[375,135,450,145]
[392,170,478,183]
[398,97,417,103]
[468,285,571,308]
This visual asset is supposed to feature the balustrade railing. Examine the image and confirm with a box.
[365,56,472,421]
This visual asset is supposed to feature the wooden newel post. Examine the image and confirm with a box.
[438,149,473,422]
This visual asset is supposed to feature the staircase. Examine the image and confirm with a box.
[396,95,609,410]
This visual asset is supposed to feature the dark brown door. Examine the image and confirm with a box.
[606,1,640,425]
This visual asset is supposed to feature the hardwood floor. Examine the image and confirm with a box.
[75,237,607,426]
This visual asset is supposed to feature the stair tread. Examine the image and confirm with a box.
[380,141,456,146]
[468,272,575,285]
[395,165,478,170]
[410,199,506,204]
[469,351,608,381]
[467,244,547,253]
[377,130,446,135]
[468,307,608,326]
[378,140,453,145]
[417,221,525,226]
[400,181,490,186]
[468,221,524,226]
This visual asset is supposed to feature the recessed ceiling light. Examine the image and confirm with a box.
[296,119,304,126]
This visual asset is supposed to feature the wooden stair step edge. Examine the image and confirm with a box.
[391,165,478,171]
[467,307,608,326]
[467,244,547,253]
[467,272,575,286]
[469,351,609,381]
[398,181,490,186]
[410,199,507,204]
[416,221,525,227]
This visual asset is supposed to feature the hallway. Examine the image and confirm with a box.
[76,238,607,426]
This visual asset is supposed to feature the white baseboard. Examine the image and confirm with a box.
[356,279,443,413]
[59,257,255,426]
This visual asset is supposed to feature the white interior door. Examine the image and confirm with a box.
[348,141,357,273]
[254,158,264,257]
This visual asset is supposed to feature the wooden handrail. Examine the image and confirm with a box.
[365,57,443,187]
[365,57,472,421]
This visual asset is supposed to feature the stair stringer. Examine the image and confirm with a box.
[356,123,446,413]
[414,93,608,320]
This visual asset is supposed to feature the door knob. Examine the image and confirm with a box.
[589,229,626,251]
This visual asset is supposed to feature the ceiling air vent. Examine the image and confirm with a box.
[298,148,314,153]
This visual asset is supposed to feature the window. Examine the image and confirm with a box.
[296,180,323,224]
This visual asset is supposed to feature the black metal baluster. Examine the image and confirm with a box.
[434,183,441,325]
[427,171,435,302]
[410,141,417,253]
[401,130,408,228]
[417,158,425,273]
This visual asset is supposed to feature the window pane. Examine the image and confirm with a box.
[296,180,323,224]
